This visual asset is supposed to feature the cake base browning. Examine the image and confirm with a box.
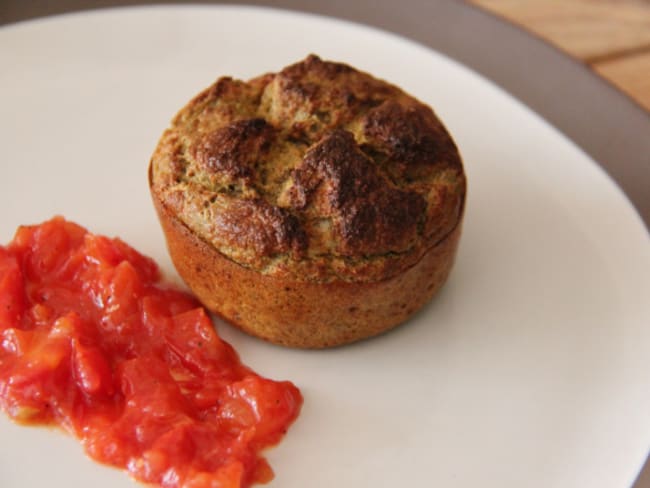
[153,194,462,348]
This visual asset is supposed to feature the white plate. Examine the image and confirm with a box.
[1,5,649,488]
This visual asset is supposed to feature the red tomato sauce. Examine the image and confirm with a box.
[0,217,302,488]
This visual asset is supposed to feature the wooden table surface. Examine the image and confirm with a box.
[470,0,650,112]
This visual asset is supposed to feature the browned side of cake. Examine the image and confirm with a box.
[149,55,466,348]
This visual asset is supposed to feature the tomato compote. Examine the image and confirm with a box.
[0,217,302,488]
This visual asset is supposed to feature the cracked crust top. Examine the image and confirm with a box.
[149,55,466,283]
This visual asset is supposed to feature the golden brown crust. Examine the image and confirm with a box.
[149,55,466,347]
[150,54,465,281]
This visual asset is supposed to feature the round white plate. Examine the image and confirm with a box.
[1,5,649,488]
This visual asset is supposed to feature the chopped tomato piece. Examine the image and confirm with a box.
[0,217,302,487]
